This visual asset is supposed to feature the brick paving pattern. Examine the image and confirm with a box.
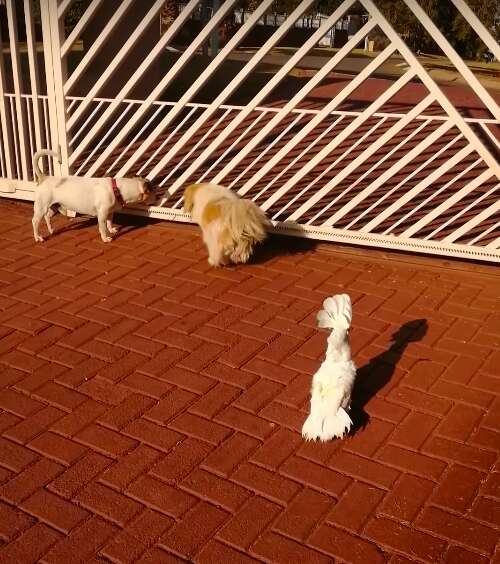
[0,199,499,563]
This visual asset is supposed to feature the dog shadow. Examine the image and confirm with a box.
[113,214,163,237]
[49,213,160,238]
[251,232,318,265]
[350,318,428,432]
[55,216,96,233]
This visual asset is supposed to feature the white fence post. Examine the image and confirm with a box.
[0,19,14,179]
[6,1,29,180]
[40,0,69,175]
[24,0,44,162]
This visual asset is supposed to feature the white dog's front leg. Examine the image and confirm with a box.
[106,214,118,235]
[97,210,112,242]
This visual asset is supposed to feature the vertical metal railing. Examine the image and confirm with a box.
[0,0,53,185]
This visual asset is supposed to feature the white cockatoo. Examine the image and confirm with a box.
[302,294,356,441]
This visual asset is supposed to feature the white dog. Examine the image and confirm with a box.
[31,149,152,243]
[302,294,357,441]
[183,183,270,266]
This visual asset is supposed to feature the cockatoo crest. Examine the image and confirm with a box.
[316,294,352,330]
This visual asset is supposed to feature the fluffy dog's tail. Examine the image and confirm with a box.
[224,199,270,264]
[32,149,59,184]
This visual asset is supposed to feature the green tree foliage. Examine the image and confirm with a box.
[65,0,88,30]
[372,0,498,60]
[449,0,499,59]
[161,0,178,31]
[238,0,498,60]
[299,0,499,60]
[32,0,500,61]
[373,0,443,53]
[32,0,91,33]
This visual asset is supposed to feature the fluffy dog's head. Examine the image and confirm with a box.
[181,182,270,267]
[183,183,202,213]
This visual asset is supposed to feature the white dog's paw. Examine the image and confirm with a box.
[101,236,113,243]
[34,235,45,243]
[108,226,118,234]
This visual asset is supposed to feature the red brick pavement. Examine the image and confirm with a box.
[0,199,499,563]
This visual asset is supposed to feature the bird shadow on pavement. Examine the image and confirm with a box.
[350,318,428,433]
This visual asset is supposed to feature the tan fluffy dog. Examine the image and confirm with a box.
[183,183,270,266]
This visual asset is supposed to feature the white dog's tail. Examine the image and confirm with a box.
[225,199,270,264]
[32,149,59,183]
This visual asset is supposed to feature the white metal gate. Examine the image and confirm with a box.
[0,0,499,261]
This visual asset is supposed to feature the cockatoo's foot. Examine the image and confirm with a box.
[302,414,326,441]
[302,407,352,442]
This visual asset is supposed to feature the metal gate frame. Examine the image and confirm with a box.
[0,0,499,261]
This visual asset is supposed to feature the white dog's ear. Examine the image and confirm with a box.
[183,184,201,213]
